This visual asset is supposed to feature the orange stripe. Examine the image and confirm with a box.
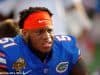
[0,52,5,57]
[23,11,52,30]
[0,65,7,69]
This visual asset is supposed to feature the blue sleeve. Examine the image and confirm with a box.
[68,35,80,64]
[0,37,17,71]
[96,0,100,12]
[0,49,8,71]
[55,35,80,65]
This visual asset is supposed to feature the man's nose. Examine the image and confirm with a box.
[43,31,51,39]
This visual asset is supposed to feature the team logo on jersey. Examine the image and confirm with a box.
[56,61,69,73]
[12,57,26,72]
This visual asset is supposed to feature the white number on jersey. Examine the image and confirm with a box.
[0,38,17,48]
[56,35,71,41]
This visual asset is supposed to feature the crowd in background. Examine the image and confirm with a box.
[0,0,100,75]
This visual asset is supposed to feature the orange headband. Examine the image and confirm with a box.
[23,11,52,30]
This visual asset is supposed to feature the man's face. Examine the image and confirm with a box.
[22,25,54,53]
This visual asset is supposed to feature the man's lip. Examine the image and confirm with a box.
[42,42,52,48]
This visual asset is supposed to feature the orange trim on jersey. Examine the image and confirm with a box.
[23,11,52,30]
[0,52,5,57]
[0,65,7,69]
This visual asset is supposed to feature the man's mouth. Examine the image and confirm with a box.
[42,42,52,48]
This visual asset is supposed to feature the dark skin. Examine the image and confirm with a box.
[22,26,54,62]
[22,26,54,54]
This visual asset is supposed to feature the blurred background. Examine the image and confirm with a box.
[0,0,100,75]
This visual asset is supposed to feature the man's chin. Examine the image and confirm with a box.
[40,48,51,53]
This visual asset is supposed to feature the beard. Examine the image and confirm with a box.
[26,35,53,62]
[27,36,34,51]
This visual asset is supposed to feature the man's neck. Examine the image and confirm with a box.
[32,49,51,62]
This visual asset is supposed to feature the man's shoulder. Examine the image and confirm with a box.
[0,37,18,52]
[53,35,79,55]
[0,36,23,59]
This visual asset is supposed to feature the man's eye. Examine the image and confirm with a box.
[36,29,44,35]
[48,29,53,33]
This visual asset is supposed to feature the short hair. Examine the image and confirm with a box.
[0,19,20,38]
[19,7,53,29]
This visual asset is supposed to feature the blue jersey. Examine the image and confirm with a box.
[0,35,80,75]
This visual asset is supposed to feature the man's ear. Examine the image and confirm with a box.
[21,29,29,43]
[21,29,28,36]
